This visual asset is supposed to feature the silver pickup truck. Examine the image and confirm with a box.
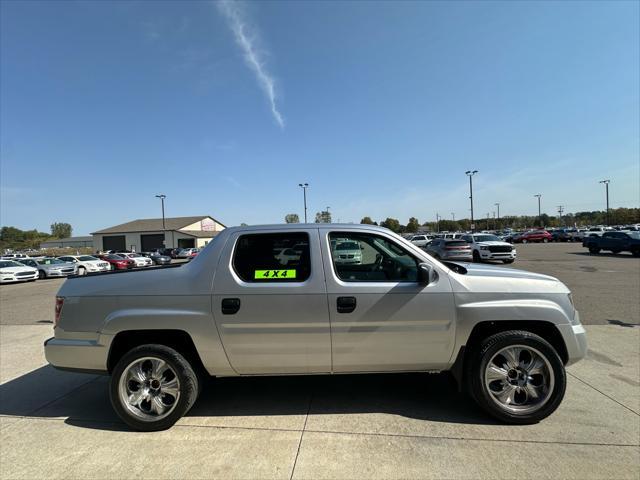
[45,224,587,431]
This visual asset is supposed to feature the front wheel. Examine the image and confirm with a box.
[78,266,86,276]
[38,270,46,279]
[522,239,528,244]
[110,344,199,431]
[472,250,481,263]
[589,247,601,254]
[467,330,566,424]
[543,238,549,243]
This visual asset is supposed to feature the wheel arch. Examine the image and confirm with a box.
[107,329,207,377]
[449,320,569,391]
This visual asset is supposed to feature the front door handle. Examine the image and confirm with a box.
[221,298,241,315]
[337,296,356,314]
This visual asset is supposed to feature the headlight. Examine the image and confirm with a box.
[480,246,490,250]
[0,270,11,274]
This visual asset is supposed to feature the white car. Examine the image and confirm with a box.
[1,253,28,260]
[0,260,39,283]
[118,253,153,267]
[333,240,363,264]
[409,234,434,247]
[461,233,517,264]
[57,255,111,275]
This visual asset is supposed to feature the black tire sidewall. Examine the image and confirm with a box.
[109,344,199,432]
[469,330,566,424]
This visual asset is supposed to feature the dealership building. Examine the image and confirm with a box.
[91,215,226,252]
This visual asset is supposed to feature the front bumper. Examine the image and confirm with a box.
[0,272,38,283]
[479,250,517,260]
[556,315,588,366]
[46,269,77,277]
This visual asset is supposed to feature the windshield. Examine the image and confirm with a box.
[473,235,500,242]
[129,253,143,257]
[627,232,640,239]
[0,261,22,268]
[37,258,65,265]
[336,242,359,250]
[78,256,97,261]
[106,254,124,260]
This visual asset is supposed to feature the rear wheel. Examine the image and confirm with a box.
[467,330,566,424]
[472,250,481,263]
[610,250,621,254]
[589,247,601,254]
[543,238,549,243]
[110,344,199,431]
[522,239,528,244]
[38,270,46,279]
[633,249,640,257]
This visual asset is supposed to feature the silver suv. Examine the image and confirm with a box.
[45,224,586,431]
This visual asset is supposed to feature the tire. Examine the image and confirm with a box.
[111,263,116,271]
[78,266,86,276]
[110,344,199,432]
[38,270,46,280]
[543,238,549,243]
[502,259,514,264]
[589,247,600,254]
[466,330,566,424]
[633,249,640,257]
[610,250,621,254]
[522,239,528,244]
[472,250,481,263]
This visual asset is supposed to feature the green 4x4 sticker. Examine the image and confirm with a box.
[254,269,297,280]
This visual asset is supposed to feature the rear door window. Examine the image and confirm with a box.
[233,233,311,282]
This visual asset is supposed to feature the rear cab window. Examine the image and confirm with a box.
[232,232,311,282]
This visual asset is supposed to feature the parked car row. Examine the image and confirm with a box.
[0,248,193,284]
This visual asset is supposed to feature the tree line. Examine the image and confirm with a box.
[359,208,640,234]
[0,222,73,251]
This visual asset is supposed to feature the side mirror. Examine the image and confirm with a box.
[418,263,437,285]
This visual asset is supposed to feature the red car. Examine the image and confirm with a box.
[514,230,553,243]
[98,254,135,270]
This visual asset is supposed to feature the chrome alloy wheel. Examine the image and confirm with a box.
[118,357,181,421]
[484,345,554,414]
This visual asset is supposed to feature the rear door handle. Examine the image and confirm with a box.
[337,296,356,314]
[221,298,241,315]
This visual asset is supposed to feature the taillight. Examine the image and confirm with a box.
[54,297,64,328]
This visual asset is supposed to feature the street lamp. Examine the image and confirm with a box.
[599,180,610,226]
[155,194,167,247]
[494,203,500,221]
[451,212,455,221]
[298,183,309,223]
[465,170,478,232]
[534,194,542,227]
[436,213,441,233]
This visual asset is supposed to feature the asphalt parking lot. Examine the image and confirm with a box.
[1,243,639,479]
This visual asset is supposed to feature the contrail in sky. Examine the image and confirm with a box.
[217,0,285,128]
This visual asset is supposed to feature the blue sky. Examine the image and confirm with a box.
[1,0,638,234]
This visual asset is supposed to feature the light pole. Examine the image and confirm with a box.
[534,194,542,227]
[155,194,167,247]
[451,212,455,221]
[436,213,441,233]
[465,170,478,232]
[599,180,610,226]
[298,183,309,223]
[326,206,331,223]
[494,203,500,223]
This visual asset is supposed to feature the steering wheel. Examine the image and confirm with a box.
[373,253,384,271]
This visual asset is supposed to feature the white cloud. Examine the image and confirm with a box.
[216,0,285,128]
